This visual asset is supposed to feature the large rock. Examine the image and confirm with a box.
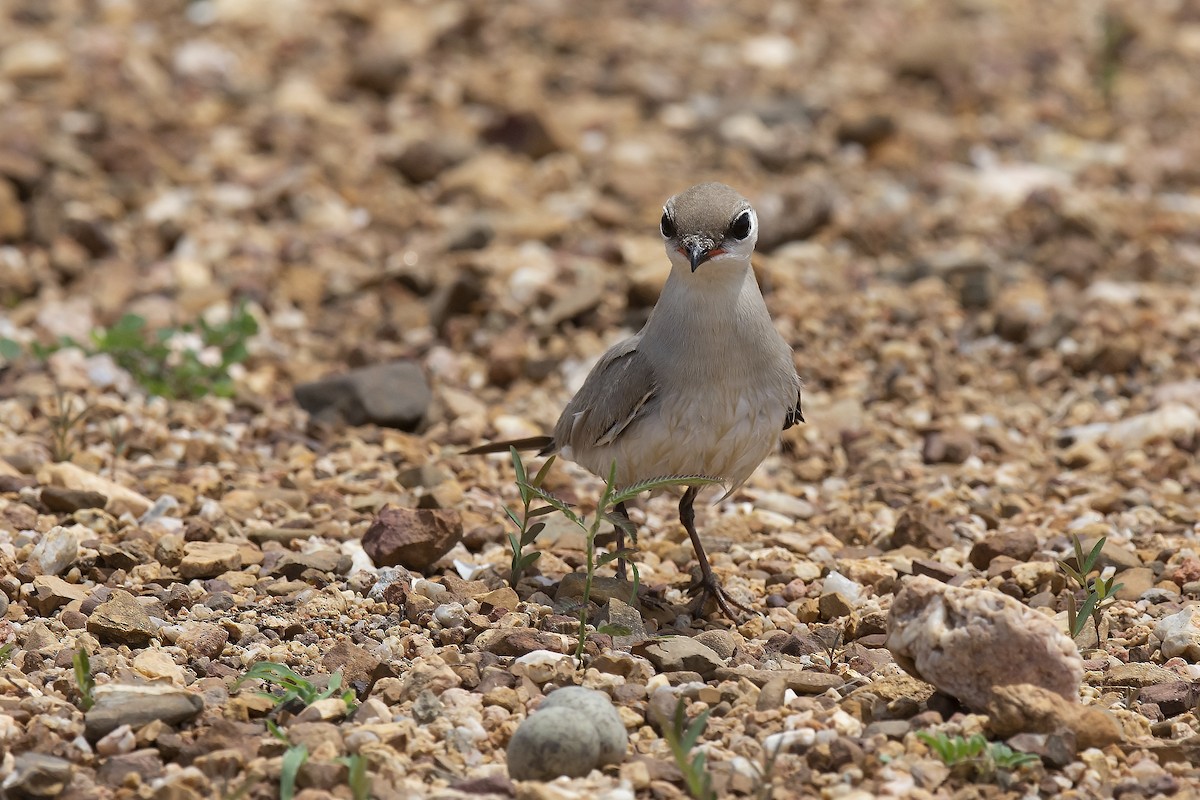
[178,541,242,579]
[84,684,204,740]
[507,706,598,781]
[362,506,462,571]
[886,575,1082,711]
[539,686,628,767]
[294,361,431,431]
[984,683,1123,750]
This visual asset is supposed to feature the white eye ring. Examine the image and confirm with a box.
[728,210,753,241]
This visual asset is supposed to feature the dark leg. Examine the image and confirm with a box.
[679,486,753,620]
[613,501,630,581]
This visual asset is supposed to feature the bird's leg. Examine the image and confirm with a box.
[613,501,630,581]
[679,487,754,620]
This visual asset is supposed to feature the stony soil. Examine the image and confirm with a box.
[2,1,1199,799]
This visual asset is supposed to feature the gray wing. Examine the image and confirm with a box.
[551,334,659,454]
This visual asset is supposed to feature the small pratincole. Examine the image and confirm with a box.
[471,182,803,619]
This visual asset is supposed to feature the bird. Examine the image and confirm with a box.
[469,182,802,619]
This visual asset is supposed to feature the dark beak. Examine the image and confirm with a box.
[685,239,715,272]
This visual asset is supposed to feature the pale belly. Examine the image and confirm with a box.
[574,387,784,491]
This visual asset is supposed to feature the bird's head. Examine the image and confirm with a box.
[659,182,758,273]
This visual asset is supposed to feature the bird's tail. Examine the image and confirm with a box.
[462,436,555,456]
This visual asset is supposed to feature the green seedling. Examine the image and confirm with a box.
[279,743,308,800]
[0,643,14,666]
[234,662,356,713]
[521,464,719,660]
[45,387,92,463]
[917,731,1039,781]
[663,698,716,800]
[338,753,372,800]
[2,303,258,399]
[73,648,95,711]
[1059,535,1123,643]
[504,447,557,588]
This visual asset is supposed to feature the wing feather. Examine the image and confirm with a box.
[552,334,659,454]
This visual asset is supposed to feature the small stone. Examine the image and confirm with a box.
[636,638,725,679]
[1114,567,1156,601]
[476,628,566,657]
[1138,682,1197,718]
[605,597,647,648]
[84,685,204,740]
[87,589,158,647]
[1155,607,1200,661]
[756,677,787,711]
[819,592,855,620]
[294,360,431,431]
[29,575,88,614]
[506,706,601,781]
[1103,662,1179,689]
[362,506,463,571]
[271,550,350,578]
[36,462,152,517]
[540,686,629,767]
[968,530,1038,570]
[693,629,740,660]
[0,40,67,79]
[921,427,975,464]
[175,623,228,660]
[178,541,242,579]
[39,486,109,513]
[556,573,638,606]
[29,525,84,576]
[5,753,74,798]
[887,576,1082,711]
[321,640,381,687]
[865,719,912,739]
[1006,732,1076,768]
[892,506,956,551]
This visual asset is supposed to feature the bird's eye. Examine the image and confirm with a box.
[660,212,676,238]
[728,210,752,240]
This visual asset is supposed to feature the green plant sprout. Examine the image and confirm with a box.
[663,698,716,800]
[234,662,356,713]
[504,447,557,588]
[0,302,257,399]
[917,731,1039,781]
[73,648,95,711]
[1059,535,1123,643]
[338,753,371,800]
[521,463,718,660]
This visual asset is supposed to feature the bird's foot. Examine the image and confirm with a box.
[687,568,754,621]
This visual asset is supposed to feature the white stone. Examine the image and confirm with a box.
[1155,607,1200,662]
[29,525,83,576]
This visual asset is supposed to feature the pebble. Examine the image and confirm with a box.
[506,706,602,781]
[539,686,629,767]
[86,589,159,647]
[84,685,204,740]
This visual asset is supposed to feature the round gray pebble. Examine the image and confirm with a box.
[539,686,628,766]
[506,706,601,781]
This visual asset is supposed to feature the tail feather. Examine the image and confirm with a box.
[462,436,555,456]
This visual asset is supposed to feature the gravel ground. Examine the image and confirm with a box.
[1,1,1199,798]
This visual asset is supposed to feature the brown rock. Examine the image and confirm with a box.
[886,576,1082,712]
[321,640,381,687]
[39,486,108,513]
[636,638,725,679]
[985,683,1123,750]
[1137,682,1198,718]
[87,589,158,647]
[29,575,88,615]
[1114,566,1155,601]
[175,623,228,660]
[892,506,955,550]
[178,542,242,580]
[968,530,1039,570]
[362,506,463,571]
[921,427,975,464]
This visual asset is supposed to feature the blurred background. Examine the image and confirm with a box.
[0,0,1198,468]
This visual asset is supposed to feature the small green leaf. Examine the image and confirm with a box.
[0,338,20,360]
[1073,594,1099,637]
[279,744,308,800]
[596,624,632,636]
[532,455,556,488]
[527,505,557,518]
[510,447,529,503]
[518,552,541,570]
[503,507,522,529]
[681,708,712,753]
[520,522,545,546]
[519,483,583,526]
[1082,537,1106,575]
